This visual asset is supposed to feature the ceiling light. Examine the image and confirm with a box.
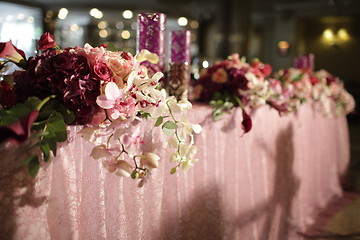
[58,8,68,20]
[121,30,131,39]
[190,20,199,29]
[123,10,133,19]
[116,21,124,29]
[97,21,108,29]
[202,60,209,68]
[27,16,34,23]
[178,17,188,26]
[99,29,108,38]
[17,13,25,20]
[70,24,79,32]
[337,28,349,41]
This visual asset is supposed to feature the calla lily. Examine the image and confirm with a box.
[241,110,252,133]
[0,41,27,67]
[0,109,39,144]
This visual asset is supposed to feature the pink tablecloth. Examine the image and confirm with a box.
[0,103,350,240]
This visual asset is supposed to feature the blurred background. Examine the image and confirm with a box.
[1,0,360,190]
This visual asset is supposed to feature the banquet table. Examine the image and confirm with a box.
[0,102,350,240]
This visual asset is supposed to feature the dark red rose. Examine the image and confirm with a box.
[0,109,39,144]
[38,32,57,51]
[0,80,17,108]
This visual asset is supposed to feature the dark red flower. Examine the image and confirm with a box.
[241,110,252,133]
[38,32,57,51]
[228,67,248,91]
[14,51,101,124]
[0,80,17,108]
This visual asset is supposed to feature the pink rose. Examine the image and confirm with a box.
[211,68,228,83]
[106,52,135,84]
[93,62,111,81]
[38,32,57,51]
[0,41,26,67]
[75,44,106,66]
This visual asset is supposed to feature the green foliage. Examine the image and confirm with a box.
[0,96,75,178]
[0,97,40,126]
[28,155,40,177]
[209,92,239,121]
[154,116,164,127]
[139,111,151,119]
[161,120,178,136]
[170,167,177,174]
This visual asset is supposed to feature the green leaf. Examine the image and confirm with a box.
[0,115,18,126]
[162,127,174,137]
[44,137,57,156]
[170,167,177,174]
[40,128,56,140]
[154,116,164,127]
[47,113,67,142]
[61,109,75,125]
[139,111,151,119]
[28,155,40,178]
[19,154,37,167]
[162,121,178,130]
[24,97,41,109]
[40,141,51,162]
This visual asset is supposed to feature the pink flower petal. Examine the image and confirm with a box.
[105,82,121,101]
[96,95,114,109]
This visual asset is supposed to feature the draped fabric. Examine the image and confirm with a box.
[0,103,350,240]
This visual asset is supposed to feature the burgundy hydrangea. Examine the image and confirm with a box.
[0,80,17,108]
[194,64,249,102]
[14,50,101,124]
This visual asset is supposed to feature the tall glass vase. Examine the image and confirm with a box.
[137,13,167,79]
[168,30,191,100]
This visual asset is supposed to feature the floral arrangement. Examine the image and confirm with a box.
[268,66,355,116]
[192,53,272,133]
[193,53,355,122]
[0,33,201,182]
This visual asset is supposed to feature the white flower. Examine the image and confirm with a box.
[140,153,160,169]
[115,160,133,177]
[90,144,116,160]
[136,49,159,64]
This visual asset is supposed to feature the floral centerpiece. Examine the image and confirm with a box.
[268,61,355,116]
[192,53,272,133]
[193,53,354,123]
[0,33,201,182]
